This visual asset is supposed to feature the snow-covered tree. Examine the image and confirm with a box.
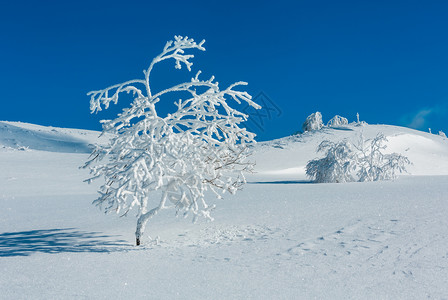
[83,36,260,245]
[327,115,348,127]
[302,112,324,132]
[439,131,447,138]
[306,139,355,183]
[306,133,411,183]
[354,133,411,182]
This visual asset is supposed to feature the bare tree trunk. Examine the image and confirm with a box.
[135,192,168,246]
[135,207,159,246]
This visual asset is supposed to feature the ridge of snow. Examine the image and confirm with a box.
[0,121,107,153]
[1,121,447,176]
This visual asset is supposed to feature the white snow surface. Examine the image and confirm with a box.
[1,121,448,299]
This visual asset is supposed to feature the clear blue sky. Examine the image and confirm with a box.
[1,0,447,140]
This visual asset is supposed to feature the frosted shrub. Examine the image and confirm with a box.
[354,134,411,182]
[84,36,260,245]
[302,112,324,132]
[306,133,411,183]
[439,131,447,138]
[327,115,348,127]
[306,140,355,183]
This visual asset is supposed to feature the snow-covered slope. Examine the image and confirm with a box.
[2,121,447,175]
[250,123,448,180]
[0,121,105,153]
[1,122,447,299]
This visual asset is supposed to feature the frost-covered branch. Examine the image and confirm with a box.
[84,36,259,245]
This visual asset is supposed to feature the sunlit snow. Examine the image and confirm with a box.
[1,121,447,299]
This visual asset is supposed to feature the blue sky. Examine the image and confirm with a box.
[1,0,447,141]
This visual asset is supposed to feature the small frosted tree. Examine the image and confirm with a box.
[439,131,447,138]
[327,115,348,127]
[302,111,324,132]
[354,133,411,182]
[306,133,411,183]
[306,140,355,183]
[84,36,260,245]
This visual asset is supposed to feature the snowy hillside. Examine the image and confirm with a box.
[0,121,106,153]
[1,122,447,299]
[250,123,448,181]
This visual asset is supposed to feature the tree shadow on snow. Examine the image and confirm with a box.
[248,180,313,184]
[330,126,354,131]
[0,228,131,257]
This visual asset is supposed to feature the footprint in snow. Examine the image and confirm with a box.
[287,219,401,259]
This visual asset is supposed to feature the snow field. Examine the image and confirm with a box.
[1,121,448,299]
